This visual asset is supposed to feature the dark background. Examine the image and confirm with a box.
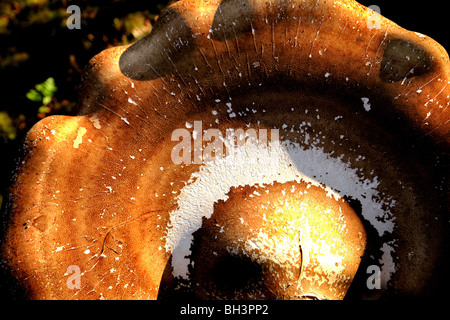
[358,1,448,51]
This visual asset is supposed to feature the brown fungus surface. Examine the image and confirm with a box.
[1,0,449,300]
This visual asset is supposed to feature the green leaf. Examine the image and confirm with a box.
[39,77,57,98]
[38,106,51,114]
[42,96,52,105]
[26,77,58,105]
[26,89,43,102]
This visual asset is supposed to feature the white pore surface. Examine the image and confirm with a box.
[164,138,396,288]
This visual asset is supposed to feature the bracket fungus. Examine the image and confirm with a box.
[1,0,449,300]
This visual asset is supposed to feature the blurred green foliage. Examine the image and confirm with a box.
[26,77,57,106]
[0,111,19,141]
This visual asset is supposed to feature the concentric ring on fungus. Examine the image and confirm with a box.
[1,0,449,300]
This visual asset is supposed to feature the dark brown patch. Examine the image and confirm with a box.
[380,38,433,82]
[119,8,195,81]
[211,0,253,41]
